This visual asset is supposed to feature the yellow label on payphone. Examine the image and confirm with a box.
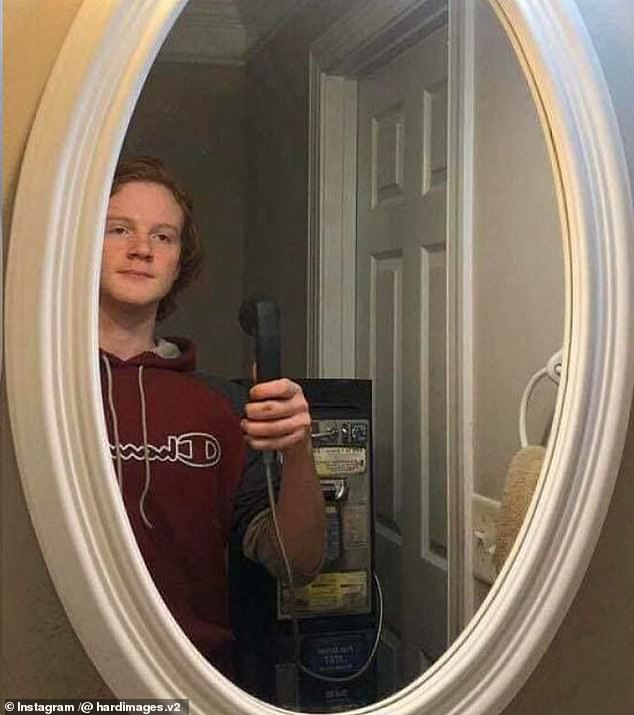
[280,571,368,616]
[314,447,366,476]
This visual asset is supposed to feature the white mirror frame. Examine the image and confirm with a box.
[5,1,634,714]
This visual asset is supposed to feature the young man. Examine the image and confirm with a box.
[99,156,326,676]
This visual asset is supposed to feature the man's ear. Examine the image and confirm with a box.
[173,253,183,281]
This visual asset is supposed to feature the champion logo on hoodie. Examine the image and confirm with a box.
[109,431,222,469]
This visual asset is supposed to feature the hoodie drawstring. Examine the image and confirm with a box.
[101,354,153,529]
[102,355,124,491]
[137,365,153,529]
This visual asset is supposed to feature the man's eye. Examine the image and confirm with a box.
[107,225,128,236]
[155,233,173,243]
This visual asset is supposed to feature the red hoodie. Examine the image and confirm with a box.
[99,337,253,670]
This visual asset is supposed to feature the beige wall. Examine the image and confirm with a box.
[123,61,247,378]
[3,0,634,712]
[3,0,83,220]
[2,0,111,697]
[472,0,565,500]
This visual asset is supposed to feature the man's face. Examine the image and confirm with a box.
[100,181,184,318]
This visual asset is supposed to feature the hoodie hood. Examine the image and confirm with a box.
[100,336,196,371]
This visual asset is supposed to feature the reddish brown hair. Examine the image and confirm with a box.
[110,156,203,321]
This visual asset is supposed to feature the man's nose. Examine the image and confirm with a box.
[127,232,153,259]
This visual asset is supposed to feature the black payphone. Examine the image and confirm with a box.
[229,378,380,711]
[272,379,380,712]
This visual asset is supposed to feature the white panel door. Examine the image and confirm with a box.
[356,25,449,691]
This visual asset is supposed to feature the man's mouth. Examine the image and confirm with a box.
[119,270,154,279]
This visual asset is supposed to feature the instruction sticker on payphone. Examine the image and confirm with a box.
[278,418,373,620]
[314,447,366,475]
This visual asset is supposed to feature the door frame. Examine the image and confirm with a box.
[306,0,475,641]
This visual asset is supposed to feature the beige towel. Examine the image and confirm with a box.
[493,445,546,573]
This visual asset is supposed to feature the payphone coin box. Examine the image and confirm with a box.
[278,380,373,621]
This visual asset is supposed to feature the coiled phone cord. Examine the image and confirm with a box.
[264,459,384,684]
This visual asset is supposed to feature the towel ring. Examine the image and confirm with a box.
[519,350,562,448]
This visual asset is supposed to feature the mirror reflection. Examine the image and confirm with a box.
[98,0,564,710]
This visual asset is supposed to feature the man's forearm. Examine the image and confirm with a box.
[275,436,326,578]
[239,378,327,582]
[243,437,326,583]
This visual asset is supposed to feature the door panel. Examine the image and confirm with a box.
[371,254,403,533]
[356,25,449,688]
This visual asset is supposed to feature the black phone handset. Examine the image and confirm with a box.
[238,298,281,470]
[238,298,281,383]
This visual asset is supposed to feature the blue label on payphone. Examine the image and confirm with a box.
[302,633,368,675]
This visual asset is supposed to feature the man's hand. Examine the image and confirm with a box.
[241,379,312,453]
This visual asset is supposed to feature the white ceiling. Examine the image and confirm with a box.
[158,0,308,64]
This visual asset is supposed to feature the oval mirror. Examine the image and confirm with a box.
[4,1,633,714]
[115,0,567,704]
